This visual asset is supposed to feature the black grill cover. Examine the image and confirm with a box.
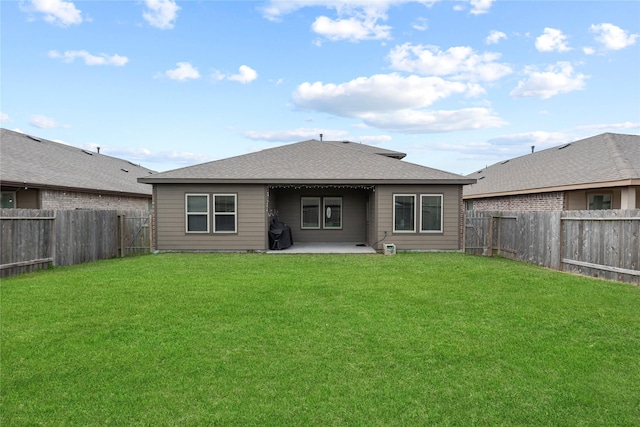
[268,218,293,250]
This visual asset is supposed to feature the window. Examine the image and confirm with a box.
[588,194,612,210]
[186,194,209,233]
[1,192,16,208]
[301,197,321,229]
[214,194,237,233]
[393,194,415,232]
[323,197,342,229]
[421,195,443,232]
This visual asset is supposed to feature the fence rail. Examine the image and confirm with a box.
[465,209,640,285]
[1,209,150,278]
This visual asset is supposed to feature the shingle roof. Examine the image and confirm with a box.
[325,140,406,159]
[1,128,154,196]
[139,139,474,185]
[463,133,640,198]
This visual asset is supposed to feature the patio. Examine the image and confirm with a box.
[266,242,377,254]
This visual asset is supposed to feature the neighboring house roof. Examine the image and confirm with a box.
[1,128,154,196]
[464,133,640,199]
[139,139,474,185]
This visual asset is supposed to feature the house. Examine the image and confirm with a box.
[0,128,154,210]
[463,133,640,211]
[138,139,475,252]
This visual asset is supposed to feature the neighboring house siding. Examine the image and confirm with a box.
[375,185,462,251]
[155,184,266,251]
[471,191,565,212]
[273,188,369,243]
[40,189,150,210]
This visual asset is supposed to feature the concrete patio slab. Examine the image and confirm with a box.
[266,242,377,254]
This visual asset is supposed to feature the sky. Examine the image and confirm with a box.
[1,0,639,175]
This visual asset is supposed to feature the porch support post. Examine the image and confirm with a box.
[621,187,636,209]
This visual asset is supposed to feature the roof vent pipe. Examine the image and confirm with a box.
[319,133,323,141]
[97,146,101,154]
[531,145,535,153]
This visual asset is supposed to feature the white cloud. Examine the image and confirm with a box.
[228,65,258,84]
[293,73,472,116]
[212,65,259,84]
[486,30,506,45]
[387,43,512,82]
[359,108,506,133]
[243,128,349,142]
[29,114,63,129]
[260,1,494,43]
[469,0,495,15]
[590,23,638,51]
[292,73,506,133]
[575,121,640,131]
[510,62,588,99]
[536,28,571,52]
[425,131,571,166]
[358,135,393,145]
[261,1,403,22]
[486,131,570,149]
[22,0,83,26]
[242,128,393,145]
[412,17,428,31]
[261,1,440,42]
[98,146,213,170]
[582,46,596,55]
[143,0,180,30]
[0,112,11,123]
[311,15,392,42]
[48,50,128,66]
[163,62,201,81]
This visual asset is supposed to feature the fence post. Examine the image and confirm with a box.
[119,214,125,257]
[51,212,57,266]
[558,211,564,271]
[487,216,494,256]
[496,216,501,257]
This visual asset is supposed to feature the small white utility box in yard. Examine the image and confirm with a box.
[384,243,396,255]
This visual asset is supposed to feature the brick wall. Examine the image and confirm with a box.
[40,189,150,210]
[470,191,565,212]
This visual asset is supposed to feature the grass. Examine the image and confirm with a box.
[2,252,639,426]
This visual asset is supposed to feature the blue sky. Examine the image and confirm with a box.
[2,0,639,175]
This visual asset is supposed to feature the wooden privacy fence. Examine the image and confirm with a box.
[465,209,640,285]
[1,209,151,278]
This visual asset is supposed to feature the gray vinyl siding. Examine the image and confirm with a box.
[272,188,370,243]
[374,185,462,251]
[155,184,266,251]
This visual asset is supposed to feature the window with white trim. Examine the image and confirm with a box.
[393,194,415,232]
[420,194,443,232]
[323,197,342,229]
[301,197,321,229]
[213,194,237,233]
[186,194,209,233]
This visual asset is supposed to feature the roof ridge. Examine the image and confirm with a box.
[324,140,406,159]
[605,133,636,179]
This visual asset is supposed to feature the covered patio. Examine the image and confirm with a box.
[266,242,377,254]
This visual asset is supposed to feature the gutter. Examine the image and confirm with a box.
[138,178,477,185]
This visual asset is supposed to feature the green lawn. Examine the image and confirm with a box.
[2,252,639,426]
